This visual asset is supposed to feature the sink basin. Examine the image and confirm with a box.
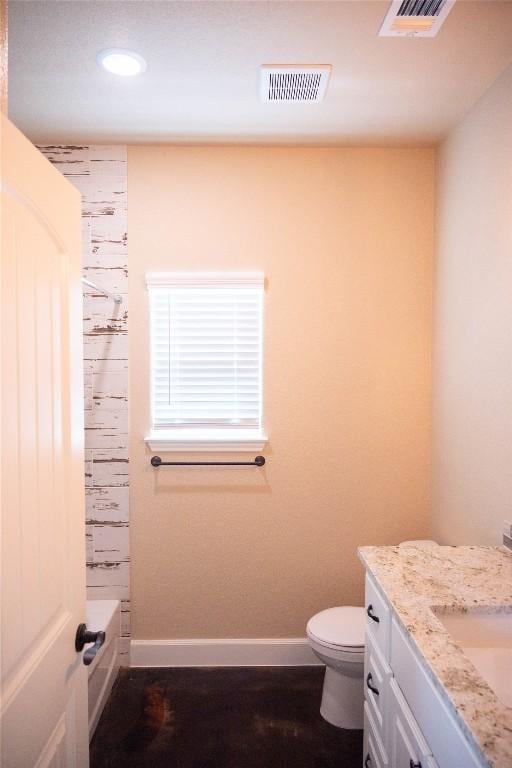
[435,611,512,707]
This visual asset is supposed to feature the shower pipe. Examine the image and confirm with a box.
[82,277,123,304]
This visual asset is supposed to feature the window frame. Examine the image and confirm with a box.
[145,272,267,452]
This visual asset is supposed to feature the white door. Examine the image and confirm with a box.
[0,116,89,767]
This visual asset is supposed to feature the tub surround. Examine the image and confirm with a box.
[38,144,130,663]
[358,544,512,767]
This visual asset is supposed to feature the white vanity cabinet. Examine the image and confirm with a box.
[362,574,485,768]
[388,679,438,768]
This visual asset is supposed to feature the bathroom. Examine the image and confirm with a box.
[1,1,511,766]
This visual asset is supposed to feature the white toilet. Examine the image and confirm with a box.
[307,541,438,730]
[307,605,365,730]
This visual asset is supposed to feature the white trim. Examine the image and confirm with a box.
[146,272,264,289]
[145,428,268,452]
[130,638,321,667]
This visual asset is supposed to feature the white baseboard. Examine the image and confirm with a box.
[130,638,322,668]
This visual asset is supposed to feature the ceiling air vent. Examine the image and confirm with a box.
[379,0,455,37]
[260,65,331,102]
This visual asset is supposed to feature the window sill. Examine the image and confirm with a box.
[145,429,268,452]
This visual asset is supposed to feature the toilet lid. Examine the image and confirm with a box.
[307,606,365,649]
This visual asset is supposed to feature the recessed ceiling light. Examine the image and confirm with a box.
[97,49,146,77]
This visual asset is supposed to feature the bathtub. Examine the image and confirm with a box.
[86,599,121,739]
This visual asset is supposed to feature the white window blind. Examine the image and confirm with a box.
[147,273,264,434]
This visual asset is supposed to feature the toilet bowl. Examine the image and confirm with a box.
[306,606,365,730]
[307,541,438,730]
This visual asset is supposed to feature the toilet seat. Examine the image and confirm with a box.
[306,606,365,652]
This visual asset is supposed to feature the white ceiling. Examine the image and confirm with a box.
[8,0,512,146]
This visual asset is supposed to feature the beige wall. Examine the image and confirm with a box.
[128,146,433,639]
[432,64,512,545]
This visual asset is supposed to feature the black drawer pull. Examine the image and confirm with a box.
[409,762,421,768]
[366,672,379,696]
[366,604,380,623]
[365,754,372,767]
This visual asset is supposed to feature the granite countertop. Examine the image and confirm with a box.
[358,544,512,768]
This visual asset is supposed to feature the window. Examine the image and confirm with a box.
[145,272,266,451]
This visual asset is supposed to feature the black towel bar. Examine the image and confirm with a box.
[151,455,265,467]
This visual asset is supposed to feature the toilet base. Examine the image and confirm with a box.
[319,665,364,730]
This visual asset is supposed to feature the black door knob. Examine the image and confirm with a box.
[75,623,106,666]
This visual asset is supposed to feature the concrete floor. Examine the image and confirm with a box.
[90,666,363,768]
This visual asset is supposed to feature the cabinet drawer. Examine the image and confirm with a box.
[363,702,389,768]
[390,618,484,768]
[365,574,391,659]
[389,678,438,768]
[364,627,392,737]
